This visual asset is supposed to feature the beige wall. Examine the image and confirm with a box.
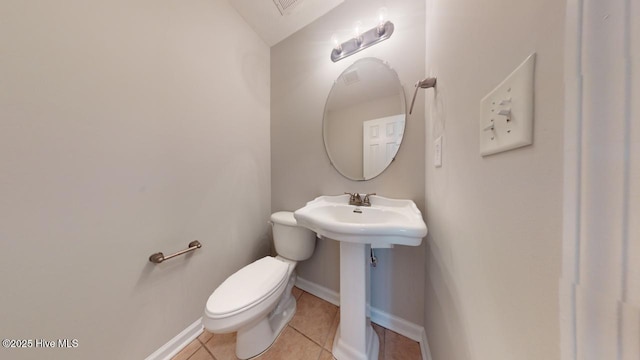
[0,1,270,359]
[423,0,564,359]
[271,0,427,324]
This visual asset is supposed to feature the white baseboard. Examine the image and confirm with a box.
[420,328,433,360]
[295,277,433,360]
[295,276,340,306]
[145,317,203,360]
[369,307,423,343]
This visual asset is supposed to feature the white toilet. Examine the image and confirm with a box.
[202,211,316,359]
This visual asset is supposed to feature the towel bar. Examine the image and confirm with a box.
[149,240,202,264]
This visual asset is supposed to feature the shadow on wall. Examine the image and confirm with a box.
[369,240,426,323]
[425,239,472,360]
[370,247,394,312]
[240,51,270,108]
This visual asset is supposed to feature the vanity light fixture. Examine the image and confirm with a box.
[330,10,395,62]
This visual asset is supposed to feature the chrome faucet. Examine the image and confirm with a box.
[345,192,362,206]
[344,192,376,207]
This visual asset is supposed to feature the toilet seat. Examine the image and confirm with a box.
[205,257,289,319]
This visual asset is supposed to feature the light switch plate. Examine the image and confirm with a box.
[434,136,442,167]
[479,53,535,156]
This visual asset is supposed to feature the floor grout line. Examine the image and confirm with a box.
[320,310,339,350]
[288,324,320,347]
[196,335,217,360]
[295,289,339,350]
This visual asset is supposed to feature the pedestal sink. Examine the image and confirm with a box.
[294,194,427,360]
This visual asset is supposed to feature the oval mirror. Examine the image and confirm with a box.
[323,58,406,181]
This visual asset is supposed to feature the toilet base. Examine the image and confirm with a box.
[235,272,298,359]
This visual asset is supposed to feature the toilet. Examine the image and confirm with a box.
[202,211,316,359]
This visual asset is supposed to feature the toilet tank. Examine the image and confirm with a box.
[270,211,316,261]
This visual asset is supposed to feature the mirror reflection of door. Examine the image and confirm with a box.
[363,115,405,180]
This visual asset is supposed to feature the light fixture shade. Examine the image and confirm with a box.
[353,21,363,35]
[376,7,388,35]
[377,7,388,24]
[331,34,342,52]
[353,21,363,45]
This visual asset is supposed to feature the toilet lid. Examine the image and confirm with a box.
[206,257,289,317]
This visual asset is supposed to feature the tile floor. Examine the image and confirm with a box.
[173,287,422,360]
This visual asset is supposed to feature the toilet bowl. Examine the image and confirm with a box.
[202,211,316,359]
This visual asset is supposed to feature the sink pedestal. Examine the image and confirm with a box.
[293,194,428,359]
[332,242,379,360]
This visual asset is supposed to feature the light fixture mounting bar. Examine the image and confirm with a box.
[330,21,394,62]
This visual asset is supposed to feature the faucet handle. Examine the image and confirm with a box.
[344,192,355,202]
[363,193,377,206]
[344,192,361,205]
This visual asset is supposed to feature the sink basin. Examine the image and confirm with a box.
[293,194,427,248]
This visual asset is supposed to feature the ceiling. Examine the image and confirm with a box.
[229,0,345,46]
